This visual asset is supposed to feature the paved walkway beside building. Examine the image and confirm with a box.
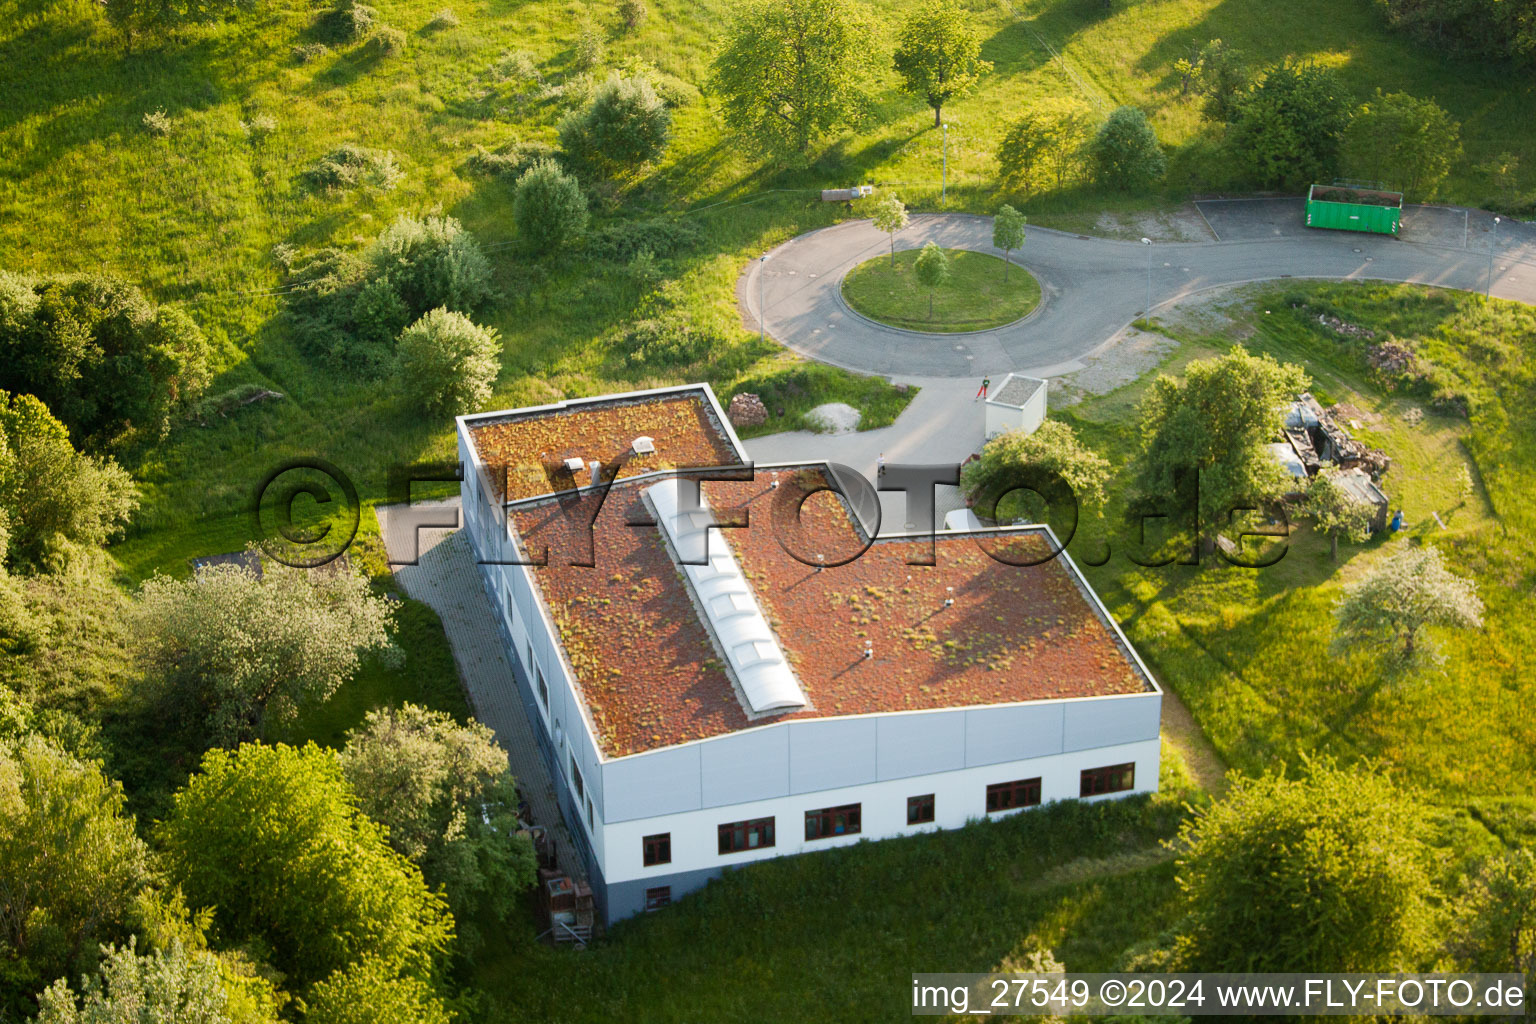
[375,499,586,884]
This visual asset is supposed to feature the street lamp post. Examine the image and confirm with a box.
[941,122,948,205]
[758,253,771,343]
[1141,237,1152,317]
[1488,215,1501,298]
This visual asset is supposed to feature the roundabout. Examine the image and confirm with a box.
[839,248,1041,334]
[741,210,1536,380]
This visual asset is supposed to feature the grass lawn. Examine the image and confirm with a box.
[841,249,1041,332]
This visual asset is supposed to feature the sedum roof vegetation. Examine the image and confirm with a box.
[511,467,1151,759]
[467,390,738,503]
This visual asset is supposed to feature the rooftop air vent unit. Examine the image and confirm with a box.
[562,457,585,474]
[632,436,656,455]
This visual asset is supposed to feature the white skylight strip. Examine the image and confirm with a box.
[647,478,807,714]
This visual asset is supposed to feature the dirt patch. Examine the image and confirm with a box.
[1092,203,1216,243]
[1051,327,1179,406]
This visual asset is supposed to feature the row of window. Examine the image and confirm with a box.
[640,764,1136,867]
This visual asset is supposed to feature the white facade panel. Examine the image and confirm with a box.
[963,703,1065,767]
[699,726,790,807]
[1062,693,1161,751]
[876,710,966,780]
[602,745,704,822]
[788,718,878,794]
[600,737,1160,885]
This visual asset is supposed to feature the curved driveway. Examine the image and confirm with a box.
[744,210,1536,378]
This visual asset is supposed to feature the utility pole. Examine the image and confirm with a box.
[1141,237,1152,316]
[759,253,771,342]
[941,122,948,205]
[1487,216,1501,298]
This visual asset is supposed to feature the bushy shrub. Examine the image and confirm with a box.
[316,0,378,43]
[574,20,604,71]
[584,216,699,262]
[142,109,172,136]
[513,158,589,253]
[365,214,493,318]
[617,0,646,30]
[394,308,501,415]
[292,41,331,63]
[1227,61,1351,190]
[365,23,406,56]
[426,7,458,29]
[464,140,560,180]
[1089,105,1166,191]
[490,49,541,85]
[559,72,673,176]
[302,144,404,193]
[239,113,278,142]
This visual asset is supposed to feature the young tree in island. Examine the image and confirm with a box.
[892,0,993,127]
[513,159,589,253]
[1343,90,1461,199]
[870,193,909,268]
[394,307,501,416]
[134,557,397,745]
[1332,542,1483,668]
[1134,347,1308,542]
[1306,466,1374,562]
[1089,106,1166,192]
[992,204,1026,280]
[709,0,880,159]
[960,420,1110,524]
[913,242,950,320]
[1173,758,1434,971]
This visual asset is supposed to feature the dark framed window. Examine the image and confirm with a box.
[585,795,594,828]
[644,886,671,911]
[986,777,1041,813]
[643,832,671,867]
[907,793,935,825]
[535,665,549,708]
[569,756,584,801]
[804,803,861,841]
[718,817,775,855]
[1080,763,1135,797]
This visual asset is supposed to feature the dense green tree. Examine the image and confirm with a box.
[892,0,992,127]
[868,194,909,267]
[992,204,1026,280]
[1306,467,1374,561]
[513,159,589,254]
[708,0,880,158]
[997,99,1095,193]
[1373,0,1536,64]
[1089,106,1166,192]
[1191,38,1250,123]
[156,743,453,989]
[961,420,1110,523]
[301,957,451,1024]
[1134,347,1308,540]
[340,705,536,953]
[1332,542,1483,668]
[559,73,673,176]
[1228,62,1352,190]
[0,392,138,574]
[1173,758,1434,971]
[0,736,152,1016]
[133,558,396,745]
[394,308,501,417]
[1343,90,1461,198]
[913,242,950,320]
[0,274,210,453]
[1450,849,1536,989]
[364,215,492,323]
[33,938,278,1024]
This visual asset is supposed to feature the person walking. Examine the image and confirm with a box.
[974,376,991,401]
[876,452,887,478]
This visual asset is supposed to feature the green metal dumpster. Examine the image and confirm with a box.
[1305,184,1403,235]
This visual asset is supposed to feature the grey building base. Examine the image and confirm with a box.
[606,864,726,923]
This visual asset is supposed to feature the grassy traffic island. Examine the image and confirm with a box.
[840,248,1041,333]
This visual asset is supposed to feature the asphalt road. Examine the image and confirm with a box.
[744,206,1536,379]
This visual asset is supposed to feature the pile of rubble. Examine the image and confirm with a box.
[1367,340,1418,375]
[1317,312,1377,339]
[1281,393,1392,479]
